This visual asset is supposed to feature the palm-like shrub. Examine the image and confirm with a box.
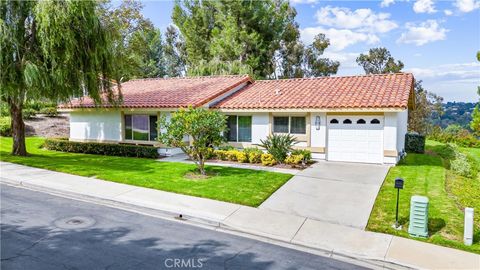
[259,134,297,163]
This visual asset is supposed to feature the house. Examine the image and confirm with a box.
[59,73,415,164]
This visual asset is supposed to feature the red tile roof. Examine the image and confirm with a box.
[213,73,414,110]
[60,75,252,109]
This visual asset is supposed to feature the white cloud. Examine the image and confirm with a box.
[397,20,448,46]
[290,0,318,4]
[322,51,362,69]
[413,0,437,13]
[443,9,453,15]
[380,0,395,8]
[454,0,480,12]
[314,6,398,34]
[407,62,480,101]
[301,27,379,51]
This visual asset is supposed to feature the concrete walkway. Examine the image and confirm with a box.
[1,162,479,270]
[260,161,390,229]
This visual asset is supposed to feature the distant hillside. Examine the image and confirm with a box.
[431,102,477,129]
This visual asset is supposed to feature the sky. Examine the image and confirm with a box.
[138,0,480,102]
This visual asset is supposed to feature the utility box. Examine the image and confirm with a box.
[464,208,474,246]
[408,196,429,238]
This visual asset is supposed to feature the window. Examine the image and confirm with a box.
[343,119,352,124]
[273,117,289,133]
[290,117,306,134]
[330,119,339,124]
[371,118,380,124]
[273,116,306,134]
[357,119,366,124]
[124,114,157,141]
[226,115,252,142]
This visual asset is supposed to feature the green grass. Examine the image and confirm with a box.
[0,137,292,207]
[367,140,480,254]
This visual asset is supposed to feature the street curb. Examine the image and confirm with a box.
[0,177,414,270]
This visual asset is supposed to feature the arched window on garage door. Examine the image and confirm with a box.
[371,118,380,124]
[330,119,339,124]
[343,119,352,124]
[357,119,366,124]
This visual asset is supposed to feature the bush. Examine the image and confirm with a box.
[291,149,312,163]
[218,145,235,151]
[285,154,304,167]
[428,127,480,148]
[405,132,425,153]
[0,104,9,117]
[43,138,159,158]
[259,134,297,163]
[451,152,475,178]
[39,107,58,117]
[261,153,277,166]
[236,151,248,163]
[0,117,11,136]
[213,149,227,160]
[226,150,239,161]
[248,152,262,163]
[22,108,37,119]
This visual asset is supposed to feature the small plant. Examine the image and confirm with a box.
[236,151,248,163]
[226,150,239,161]
[285,154,304,167]
[291,149,312,164]
[0,117,11,136]
[213,149,227,160]
[40,107,58,117]
[22,108,37,119]
[248,152,262,163]
[259,134,297,164]
[218,145,235,151]
[261,153,277,166]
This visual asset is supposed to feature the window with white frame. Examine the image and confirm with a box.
[124,114,158,141]
[226,115,252,142]
[273,116,306,134]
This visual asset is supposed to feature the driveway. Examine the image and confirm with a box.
[259,161,390,229]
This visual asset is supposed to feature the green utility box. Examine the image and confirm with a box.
[408,195,429,238]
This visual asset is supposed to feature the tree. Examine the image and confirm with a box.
[356,47,404,74]
[158,107,226,175]
[470,51,480,135]
[408,81,444,134]
[164,25,186,77]
[0,0,117,156]
[99,0,164,79]
[303,34,340,77]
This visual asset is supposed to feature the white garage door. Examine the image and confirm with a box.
[327,116,384,164]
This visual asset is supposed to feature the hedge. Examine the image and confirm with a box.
[405,132,425,153]
[43,138,159,158]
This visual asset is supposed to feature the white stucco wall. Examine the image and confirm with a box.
[396,109,408,154]
[384,112,400,164]
[251,113,269,144]
[310,113,326,148]
[70,111,122,142]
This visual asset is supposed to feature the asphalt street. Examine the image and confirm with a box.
[0,184,372,270]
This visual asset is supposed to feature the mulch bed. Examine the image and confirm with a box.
[206,159,314,170]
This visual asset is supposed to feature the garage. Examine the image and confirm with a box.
[327,116,384,164]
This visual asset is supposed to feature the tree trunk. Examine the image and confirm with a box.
[198,156,206,175]
[9,101,27,156]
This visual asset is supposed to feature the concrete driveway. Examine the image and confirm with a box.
[259,161,390,229]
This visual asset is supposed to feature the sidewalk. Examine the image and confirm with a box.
[1,161,479,269]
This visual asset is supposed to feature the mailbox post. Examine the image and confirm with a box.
[394,178,404,229]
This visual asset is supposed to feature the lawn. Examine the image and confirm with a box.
[367,140,480,254]
[0,137,292,207]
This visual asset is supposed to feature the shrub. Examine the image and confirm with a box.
[243,147,263,163]
[291,149,312,164]
[236,151,248,163]
[261,153,277,166]
[0,117,11,136]
[40,107,58,117]
[451,152,475,178]
[226,150,239,161]
[43,138,159,158]
[285,154,304,167]
[22,108,37,119]
[405,132,425,153]
[428,127,480,148]
[248,152,262,163]
[218,145,235,151]
[259,134,297,163]
[213,149,227,160]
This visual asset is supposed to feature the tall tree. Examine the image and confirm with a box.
[99,0,164,79]
[356,47,404,74]
[408,81,444,134]
[164,25,186,77]
[303,34,340,77]
[0,0,118,156]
